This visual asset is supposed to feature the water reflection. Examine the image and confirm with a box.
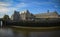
[0,28,25,37]
[29,31,60,37]
[0,28,14,37]
[0,28,60,37]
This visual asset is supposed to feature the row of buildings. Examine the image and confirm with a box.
[11,10,60,22]
[11,10,35,21]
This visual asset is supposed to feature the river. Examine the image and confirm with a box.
[0,27,60,37]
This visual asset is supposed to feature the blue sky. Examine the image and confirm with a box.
[0,0,60,18]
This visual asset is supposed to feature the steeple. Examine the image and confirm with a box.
[47,10,49,13]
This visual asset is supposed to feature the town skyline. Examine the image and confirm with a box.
[0,9,60,18]
[0,0,60,18]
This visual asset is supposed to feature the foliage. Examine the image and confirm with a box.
[6,20,60,27]
[3,15,10,20]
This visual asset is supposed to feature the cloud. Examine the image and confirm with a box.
[0,15,3,18]
[0,2,30,18]
[0,2,15,18]
[0,7,16,14]
[0,2,24,14]
[0,7,9,13]
[0,6,16,18]
[54,5,60,8]
[15,2,28,8]
[32,2,53,5]
[0,0,14,3]
[0,2,13,13]
[0,2,12,7]
[0,1,53,15]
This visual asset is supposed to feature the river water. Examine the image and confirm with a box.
[0,28,60,37]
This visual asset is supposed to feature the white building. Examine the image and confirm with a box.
[20,10,35,21]
[11,10,60,22]
[11,10,35,21]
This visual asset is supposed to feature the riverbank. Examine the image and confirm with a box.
[11,26,60,32]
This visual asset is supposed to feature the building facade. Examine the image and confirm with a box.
[11,10,35,21]
[20,10,35,21]
[11,10,60,21]
[34,10,59,18]
[11,11,20,21]
[34,10,59,21]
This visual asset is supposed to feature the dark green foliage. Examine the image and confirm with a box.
[3,15,10,20]
[5,20,60,27]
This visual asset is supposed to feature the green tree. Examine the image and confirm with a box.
[3,15,10,20]
[2,15,10,26]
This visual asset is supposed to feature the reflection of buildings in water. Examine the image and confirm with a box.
[11,10,60,21]
[0,19,3,27]
[12,29,60,37]
[13,31,24,37]
[0,28,14,37]
[1,21,2,27]
[0,28,60,37]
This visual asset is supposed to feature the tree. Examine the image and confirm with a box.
[3,15,10,20]
[3,15,10,26]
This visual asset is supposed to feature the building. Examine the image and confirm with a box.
[34,10,59,18]
[11,10,60,22]
[20,10,35,21]
[11,10,35,21]
[11,11,20,21]
[34,10,59,21]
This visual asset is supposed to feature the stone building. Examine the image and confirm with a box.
[11,10,35,21]
[34,10,59,18]
[11,11,20,21]
[11,10,60,22]
[20,10,35,21]
[34,10,59,21]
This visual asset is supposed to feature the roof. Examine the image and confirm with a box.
[20,10,30,14]
[35,12,58,16]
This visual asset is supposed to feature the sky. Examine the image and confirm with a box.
[0,0,60,18]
